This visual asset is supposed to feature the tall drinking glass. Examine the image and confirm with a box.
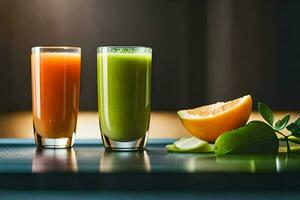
[97,46,152,151]
[31,47,81,148]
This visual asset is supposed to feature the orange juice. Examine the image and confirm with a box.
[31,48,80,140]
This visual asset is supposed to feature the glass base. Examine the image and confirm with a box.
[34,132,75,149]
[101,132,148,151]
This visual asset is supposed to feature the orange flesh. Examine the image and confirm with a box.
[180,96,252,142]
[187,98,241,117]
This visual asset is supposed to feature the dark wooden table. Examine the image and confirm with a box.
[0,139,299,191]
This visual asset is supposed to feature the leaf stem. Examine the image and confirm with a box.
[285,136,291,154]
[275,130,291,154]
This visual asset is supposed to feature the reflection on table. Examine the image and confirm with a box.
[32,148,78,173]
[0,139,297,174]
[0,139,298,190]
[100,150,151,173]
[169,152,300,173]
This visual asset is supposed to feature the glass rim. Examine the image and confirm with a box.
[31,46,81,54]
[97,46,152,53]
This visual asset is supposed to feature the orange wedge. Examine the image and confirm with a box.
[178,95,252,142]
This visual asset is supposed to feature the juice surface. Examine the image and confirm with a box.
[31,52,81,138]
[97,53,152,142]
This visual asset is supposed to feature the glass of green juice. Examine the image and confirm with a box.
[97,46,152,151]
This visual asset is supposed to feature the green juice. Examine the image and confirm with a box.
[97,52,152,142]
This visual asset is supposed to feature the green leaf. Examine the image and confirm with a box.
[258,102,274,126]
[287,116,300,137]
[274,114,290,131]
[215,121,279,156]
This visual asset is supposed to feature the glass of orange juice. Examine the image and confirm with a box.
[31,47,81,148]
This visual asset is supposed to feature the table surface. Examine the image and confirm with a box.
[0,139,299,190]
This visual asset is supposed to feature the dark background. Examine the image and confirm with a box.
[0,0,299,111]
